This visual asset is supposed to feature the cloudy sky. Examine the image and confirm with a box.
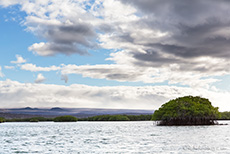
[0,0,230,111]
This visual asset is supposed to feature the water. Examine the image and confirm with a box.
[0,121,230,153]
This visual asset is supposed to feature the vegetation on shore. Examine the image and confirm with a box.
[79,114,152,121]
[0,114,152,123]
[54,115,78,122]
[0,117,5,123]
[219,112,230,120]
[152,96,220,126]
[6,117,53,122]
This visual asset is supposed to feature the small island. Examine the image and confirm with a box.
[152,96,220,126]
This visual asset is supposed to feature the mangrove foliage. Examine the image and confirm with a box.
[79,114,152,121]
[0,117,5,123]
[152,96,220,126]
[54,115,78,122]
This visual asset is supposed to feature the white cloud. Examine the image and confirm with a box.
[21,63,61,72]
[2,0,230,90]
[4,66,15,70]
[18,61,220,88]
[11,55,26,64]
[0,66,4,77]
[35,73,46,83]
[0,0,25,7]
[61,63,220,89]
[0,79,229,111]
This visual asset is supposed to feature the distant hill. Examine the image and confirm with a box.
[0,107,154,119]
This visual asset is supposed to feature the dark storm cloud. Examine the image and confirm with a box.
[28,17,98,56]
[116,0,230,73]
[98,24,117,33]
[106,73,138,81]
[47,24,96,47]
[29,42,89,56]
[32,23,98,56]
[132,49,178,66]
[120,0,225,19]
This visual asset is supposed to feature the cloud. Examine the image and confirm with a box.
[2,0,230,89]
[114,0,230,60]
[20,1,98,56]
[35,73,46,83]
[28,42,89,56]
[0,0,25,7]
[11,55,26,64]
[0,79,229,111]
[0,66,4,77]
[21,63,61,72]
[18,61,219,88]
[4,66,15,70]
[96,0,230,86]
[60,63,220,89]
[61,64,150,82]
[61,74,68,83]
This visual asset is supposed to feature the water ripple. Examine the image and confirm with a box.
[0,121,229,153]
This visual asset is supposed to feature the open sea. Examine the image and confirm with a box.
[0,121,230,153]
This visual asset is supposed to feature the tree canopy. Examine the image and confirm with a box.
[152,96,220,125]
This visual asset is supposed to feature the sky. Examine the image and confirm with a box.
[0,0,230,111]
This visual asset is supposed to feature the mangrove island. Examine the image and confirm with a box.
[152,96,220,126]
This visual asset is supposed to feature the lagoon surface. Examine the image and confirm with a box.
[0,121,230,153]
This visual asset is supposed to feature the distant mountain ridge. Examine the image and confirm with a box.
[0,107,154,119]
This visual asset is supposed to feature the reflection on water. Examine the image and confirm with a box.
[0,121,230,153]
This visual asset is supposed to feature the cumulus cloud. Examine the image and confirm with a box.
[35,73,46,83]
[0,79,229,111]
[96,0,230,86]
[0,0,25,7]
[2,0,230,89]
[11,55,26,64]
[28,42,89,56]
[19,0,98,56]
[111,0,230,64]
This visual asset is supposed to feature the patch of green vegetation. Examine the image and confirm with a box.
[29,118,39,122]
[79,115,130,121]
[6,117,53,122]
[219,112,230,120]
[0,117,5,123]
[126,114,152,121]
[152,96,220,125]
[79,114,152,121]
[54,115,78,122]
[108,115,130,121]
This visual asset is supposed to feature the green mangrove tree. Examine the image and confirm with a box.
[152,96,220,126]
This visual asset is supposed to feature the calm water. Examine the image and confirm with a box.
[0,121,230,153]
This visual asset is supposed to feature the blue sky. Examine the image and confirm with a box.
[0,0,230,110]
